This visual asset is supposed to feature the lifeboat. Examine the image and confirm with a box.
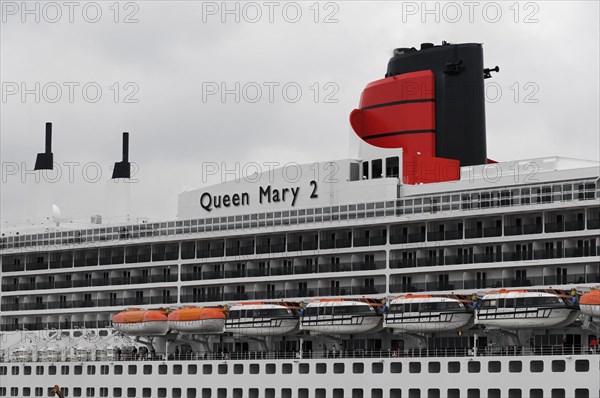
[475,289,580,330]
[300,298,383,334]
[385,294,474,333]
[225,302,300,336]
[168,307,226,334]
[111,309,169,336]
[580,289,600,319]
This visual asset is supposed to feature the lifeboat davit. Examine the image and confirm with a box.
[225,302,300,336]
[475,289,580,330]
[580,290,600,319]
[112,309,169,336]
[385,294,474,333]
[168,307,226,334]
[300,298,383,334]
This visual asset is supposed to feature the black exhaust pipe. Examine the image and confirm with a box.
[112,132,131,179]
[34,122,54,170]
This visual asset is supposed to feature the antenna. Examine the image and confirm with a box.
[34,122,54,170]
[112,132,131,179]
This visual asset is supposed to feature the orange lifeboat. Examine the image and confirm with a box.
[112,309,168,336]
[168,307,226,334]
[580,290,600,319]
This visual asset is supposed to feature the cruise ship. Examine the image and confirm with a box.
[1,41,599,398]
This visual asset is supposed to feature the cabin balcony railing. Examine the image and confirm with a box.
[86,258,98,266]
[26,263,48,271]
[293,265,315,275]
[503,252,533,261]
[473,253,502,263]
[180,293,223,303]
[318,262,352,273]
[545,222,564,233]
[389,235,408,244]
[353,237,370,247]
[181,250,195,260]
[2,264,24,272]
[224,269,246,279]
[287,242,302,252]
[407,233,426,243]
[389,258,416,269]
[302,241,318,251]
[151,274,177,283]
[444,255,473,265]
[523,224,543,234]
[352,284,386,295]
[152,252,166,262]
[417,257,443,267]
[444,230,463,240]
[223,292,250,301]
[483,227,502,237]
[247,268,270,277]
[565,247,598,257]
[352,260,385,271]
[389,282,426,293]
[165,252,178,260]
[269,267,295,276]
[210,248,225,257]
[181,272,202,281]
[255,245,271,254]
[544,273,587,285]
[1,284,18,292]
[271,243,286,253]
[565,220,585,231]
[504,225,523,236]
[335,238,352,248]
[427,231,445,242]
[533,249,563,259]
[202,270,224,280]
[465,229,483,239]
[426,282,456,291]
[226,247,240,256]
[197,250,210,258]
[588,219,600,229]
[317,286,352,296]
[319,240,335,249]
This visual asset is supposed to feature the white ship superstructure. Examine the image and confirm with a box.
[1,41,599,398]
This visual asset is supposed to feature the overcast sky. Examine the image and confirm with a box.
[1,1,598,226]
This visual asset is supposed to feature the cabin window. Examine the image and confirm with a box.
[217,389,227,398]
[488,390,501,398]
[552,360,566,372]
[467,389,480,398]
[298,389,309,398]
[509,361,522,372]
[23,387,31,397]
[428,389,440,398]
[250,364,259,374]
[126,388,136,397]
[86,365,95,375]
[574,389,589,398]
[299,363,310,374]
[316,363,327,374]
[428,362,440,373]
[232,389,243,398]
[143,365,152,374]
[74,365,82,375]
[551,390,566,398]
[61,365,69,375]
[249,389,259,398]
[408,389,421,398]
[128,365,137,375]
[188,364,197,374]
[218,364,228,374]
[266,363,276,374]
[73,388,81,397]
[334,363,345,374]
[448,361,461,373]
[282,363,292,374]
[352,389,364,398]
[390,389,402,398]
[530,360,544,372]
[353,363,364,374]
[372,362,383,373]
[174,364,182,374]
[203,364,212,374]
[333,389,345,398]
[265,389,275,398]
[468,361,481,373]
[159,364,168,374]
[158,388,167,398]
[530,390,544,398]
[172,388,181,398]
[372,159,383,179]
[112,388,121,398]
[447,390,460,398]
[575,360,589,372]
[142,388,152,398]
[114,365,122,375]
[391,362,402,373]
[372,389,384,398]
[408,362,421,374]
[281,389,292,398]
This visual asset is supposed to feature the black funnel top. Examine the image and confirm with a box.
[386,42,488,166]
[34,122,54,170]
[112,132,131,179]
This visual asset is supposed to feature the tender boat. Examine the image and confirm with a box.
[300,298,383,334]
[225,302,300,336]
[580,289,600,319]
[476,289,580,329]
[385,294,474,333]
[111,309,169,336]
[168,307,226,334]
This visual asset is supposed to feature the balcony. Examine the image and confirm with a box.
[545,222,564,233]
[389,282,426,293]
[588,219,600,229]
[181,272,202,281]
[181,293,223,303]
[352,260,385,271]
[390,235,408,244]
[427,231,445,242]
[202,270,224,280]
[533,249,563,259]
[444,255,473,265]
[465,229,483,239]
[503,252,533,261]
[523,224,543,234]
[473,253,502,263]
[353,238,370,247]
[223,292,250,301]
[483,227,502,237]
[2,264,24,272]
[544,273,587,285]
[417,257,443,267]
[390,258,416,269]
[445,230,463,240]
[287,242,302,252]
[318,262,352,273]
[426,282,456,291]
[407,233,426,243]
[565,246,598,258]
[565,220,585,231]
[26,263,48,271]
[302,241,318,251]
[319,240,335,249]
[224,269,247,279]
[247,268,270,277]
[504,225,523,236]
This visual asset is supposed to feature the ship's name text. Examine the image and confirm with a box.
[200,181,317,212]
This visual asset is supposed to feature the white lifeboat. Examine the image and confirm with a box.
[111,309,169,336]
[300,298,383,334]
[475,289,580,329]
[385,294,474,333]
[225,302,300,336]
[168,307,226,334]
[580,289,600,319]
